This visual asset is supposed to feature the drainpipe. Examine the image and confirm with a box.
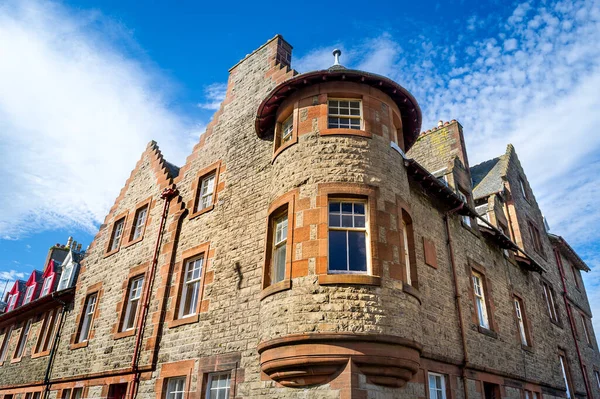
[444,203,470,399]
[554,249,592,399]
[128,187,176,399]
[42,293,69,399]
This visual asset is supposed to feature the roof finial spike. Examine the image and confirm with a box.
[332,49,342,66]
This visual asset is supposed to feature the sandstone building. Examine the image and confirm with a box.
[0,35,598,399]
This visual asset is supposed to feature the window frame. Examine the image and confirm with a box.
[178,255,204,319]
[33,308,59,356]
[12,318,32,362]
[0,325,14,364]
[205,371,232,399]
[6,292,19,312]
[327,198,370,275]
[327,98,363,130]
[121,275,145,332]
[513,295,532,348]
[428,372,447,399]
[23,283,36,304]
[57,263,75,291]
[166,377,187,399]
[105,213,128,256]
[528,220,544,255]
[457,189,472,227]
[472,271,490,330]
[559,350,574,399]
[519,177,529,201]
[190,162,222,219]
[542,281,560,325]
[71,283,102,349]
[77,293,98,343]
[131,204,149,242]
[400,209,418,287]
[580,312,592,346]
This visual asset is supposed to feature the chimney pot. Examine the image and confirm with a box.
[437,120,443,127]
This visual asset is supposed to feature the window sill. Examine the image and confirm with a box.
[461,221,480,237]
[168,314,199,329]
[272,137,298,163]
[122,235,144,249]
[549,319,563,329]
[402,283,422,304]
[318,274,381,286]
[477,326,498,339]
[321,128,372,138]
[260,279,292,300]
[70,341,89,350]
[103,247,121,258]
[521,344,534,353]
[10,356,23,364]
[189,205,215,220]
[31,350,51,359]
[113,328,137,340]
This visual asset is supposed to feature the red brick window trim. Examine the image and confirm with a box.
[512,293,533,350]
[104,211,128,257]
[316,183,381,285]
[273,103,299,161]
[23,391,42,399]
[113,263,149,340]
[427,371,450,399]
[32,307,60,358]
[198,352,243,399]
[57,386,87,399]
[11,318,32,363]
[261,190,296,300]
[155,360,195,399]
[123,197,153,248]
[70,282,103,349]
[190,161,222,219]
[468,261,497,336]
[167,243,211,328]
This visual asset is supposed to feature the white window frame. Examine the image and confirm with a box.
[35,308,58,353]
[132,205,148,240]
[14,319,32,359]
[24,284,35,304]
[327,98,362,130]
[543,282,559,322]
[514,297,529,346]
[428,372,446,399]
[281,114,293,144]
[78,293,98,343]
[594,370,600,389]
[178,256,204,318]
[57,264,74,291]
[122,276,145,331]
[0,326,13,362]
[110,218,125,251]
[41,276,53,296]
[520,177,528,199]
[166,377,186,399]
[205,372,231,399]
[271,213,288,285]
[327,199,370,274]
[198,174,216,211]
[71,388,82,399]
[402,219,412,285]
[472,271,490,329]
[457,190,471,227]
[559,355,572,398]
[7,293,18,311]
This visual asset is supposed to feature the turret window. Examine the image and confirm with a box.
[281,115,293,144]
[328,200,368,273]
[271,213,288,285]
[328,99,362,129]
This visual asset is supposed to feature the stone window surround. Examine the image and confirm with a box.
[426,371,450,399]
[31,307,60,358]
[0,325,14,366]
[104,211,129,258]
[112,263,149,340]
[540,277,562,328]
[511,291,534,351]
[70,282,103,350]
[155,360,195,399]
[399,207,419,290]
[317,183,381,286]
[167,242,211,328]
[558,348,575,398]
[198,352,243,399]
[10,318,32,363]
[260,190,296,300]
[190,161,222,220]
[122,197,154,249]
[467,260,498,338]
[272,103,299,161]
[319,92,371,138]
[56,386,88,399]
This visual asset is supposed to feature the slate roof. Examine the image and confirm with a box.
[470,154,508,200]
[164,161,180,179]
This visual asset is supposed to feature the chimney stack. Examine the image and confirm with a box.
[67,236,73,248]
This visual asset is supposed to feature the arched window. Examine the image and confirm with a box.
[400,210,417,288]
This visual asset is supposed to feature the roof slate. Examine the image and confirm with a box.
[470,155,507,199]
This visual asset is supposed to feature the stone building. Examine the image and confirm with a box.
[0,35,598,399]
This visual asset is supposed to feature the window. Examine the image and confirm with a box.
[179,256,203,318]
[109,218,125,252]
[271,213,288,285]
[166,377,186,399]
[41,276,53,296]
[457,190,471,227]
[13,319,32,359]
[428,372,446,399]
[7,293,18,312]
[514,296,530,346]
[281,115,293,144]
[206,372,231,399]
[122,276,144,331]
[472,271,490,329]
[196,174,216,212]
[328,99,361,129]
[581,313,592,345]
[559,353,573,398]
[77,293,98,343]
[571,264,580,289]
[24,284,35,304]
[524,390,532,399]
[519,177,529,200]
[400,211,416,286]
[35,309,58,354]
[61,389,72,399]
[498,222,510,256]
[25,393,41,399]
[131,205,148,240]
[72,388,83,399]
[328,200,368,273]
[528,221,543,254]
[594,370,600,389]
[542,282,560,323]
[0,326,13,362]
[57,264,74,290]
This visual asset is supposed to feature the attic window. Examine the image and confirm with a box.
[24,285,35,304]
[328,99,362,130]
[41,275,53,296]
[519,177,529,201]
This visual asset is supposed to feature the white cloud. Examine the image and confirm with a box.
[0,270,26,301]
[0,0,199,238]
[197,83,227,110]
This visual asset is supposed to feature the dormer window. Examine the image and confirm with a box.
[23,285,35,304]
[328,99,362,130]
[7,294,17,311]
[281,115,293,144]
[41,276,53,296]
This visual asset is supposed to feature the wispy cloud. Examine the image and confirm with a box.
[295,0,600,326]
[197,83,227,110]
[0,0,199,239]
[0,270,26,301]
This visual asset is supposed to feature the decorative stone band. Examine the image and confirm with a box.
[257,333,422,388]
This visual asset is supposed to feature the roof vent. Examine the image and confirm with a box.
[329,49,346,71]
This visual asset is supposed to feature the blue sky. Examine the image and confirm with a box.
[0,0,599,326]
